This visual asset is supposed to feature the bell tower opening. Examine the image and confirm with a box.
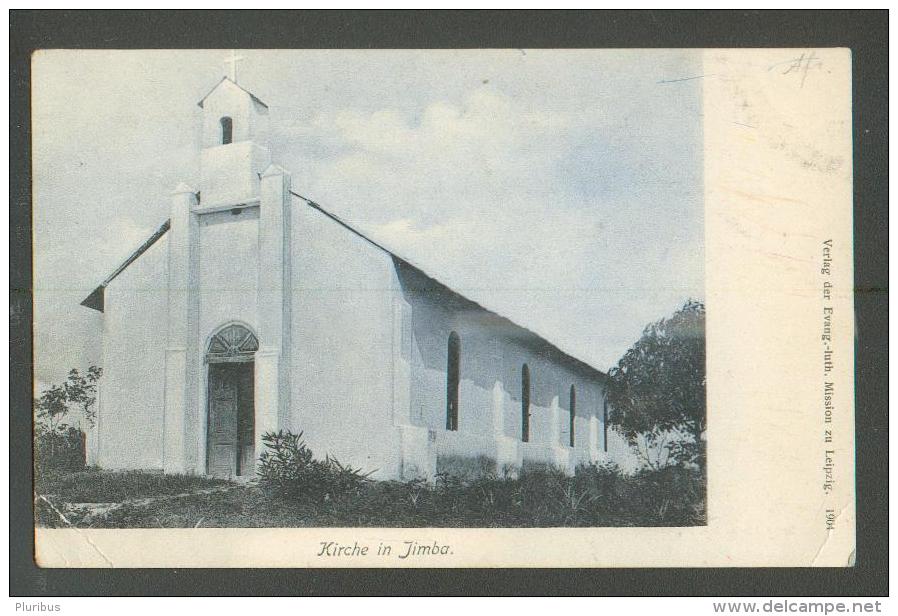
[220,116,233,145]
[196,70,271,208]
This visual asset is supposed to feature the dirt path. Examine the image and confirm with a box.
[37,483,247,527]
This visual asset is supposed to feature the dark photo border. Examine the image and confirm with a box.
[9,9,887,597]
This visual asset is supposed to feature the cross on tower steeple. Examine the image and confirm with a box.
[224,50,245,83]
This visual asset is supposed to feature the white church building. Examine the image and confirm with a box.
[81,74,627,480]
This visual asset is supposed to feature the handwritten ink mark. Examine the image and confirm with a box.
[657,74,710,84]
[769,50,823,88]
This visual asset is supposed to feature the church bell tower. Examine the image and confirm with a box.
[164,60,291,475]
[196,74,272,208]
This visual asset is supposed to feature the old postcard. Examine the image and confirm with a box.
[31,48,854,567]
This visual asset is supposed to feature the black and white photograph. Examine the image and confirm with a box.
[10,9,892,612]
[12,10,878,582]
[32,49,706,531]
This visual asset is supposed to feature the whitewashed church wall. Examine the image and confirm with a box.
[397,264,611,468]
[200,83,269,149]
[97,234,169,470]
[289,203,402,479]
[197,208,260,341]
[605,427,640,474]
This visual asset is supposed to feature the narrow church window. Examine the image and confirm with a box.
[569,385,576,447]
[220,116,233,145]
[446,332,460,431]
[603,398,609,452]
[521,364,531,442]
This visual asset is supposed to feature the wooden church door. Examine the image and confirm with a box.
[236,364,255,476]
[207,363,255,478]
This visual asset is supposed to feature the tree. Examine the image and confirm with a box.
[34,366,103,474]
[605,301,705,466]
[34,366,103,431]
[33,384,69,432]
[62,365,103,428]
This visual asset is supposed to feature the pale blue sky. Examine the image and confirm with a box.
[32,49,704,387]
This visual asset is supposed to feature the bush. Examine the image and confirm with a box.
[34,425,86,475]
[33,365,102,477]
[35,451,705,528]
[255,430,704,527]
[435,454,496,481]
[257,430,371,501]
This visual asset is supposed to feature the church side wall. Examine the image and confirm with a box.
[289,204,402,479]
[97,234,169,470]
[397,264,614,472]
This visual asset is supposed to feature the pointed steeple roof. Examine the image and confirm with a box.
[197,76,269,109]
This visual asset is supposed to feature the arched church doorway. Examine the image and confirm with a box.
[205,323,258,478]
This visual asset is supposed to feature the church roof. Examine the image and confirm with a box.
[290,192,608,380]
[196,76,269,109]
[81,195,607,379]
[79,219,171,312]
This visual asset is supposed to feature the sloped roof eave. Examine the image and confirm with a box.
[80,219,171,312]
[290,192,609,380]
[196,76,269,109]
[78,194,607,378]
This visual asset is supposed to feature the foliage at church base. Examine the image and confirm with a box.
[34,426,86,475]
[435,454,498,482]
[257,430,372,501]
[253,429,701,526]
[34,426,704,529]
[36,462,704,528]
[33,366,102,475]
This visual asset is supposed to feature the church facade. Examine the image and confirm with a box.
[81,76,626,481]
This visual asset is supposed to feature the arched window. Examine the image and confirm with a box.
[521,364,531,442]
[220,116,233,145]
[206,323,258,363]
[602,398,609,452]
[569,385,576,447]
[446,332,460,431]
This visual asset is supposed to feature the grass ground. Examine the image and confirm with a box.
[36,468,229,502]
[35,465,706,528]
